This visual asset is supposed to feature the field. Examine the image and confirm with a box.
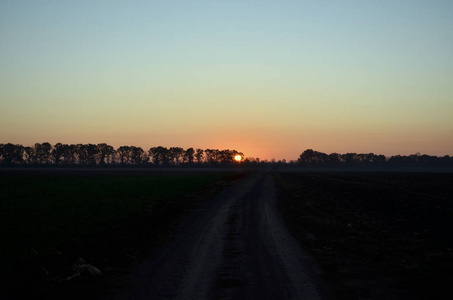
[275,172,453,300]
[2,170,452,300]
[0,170,239,299]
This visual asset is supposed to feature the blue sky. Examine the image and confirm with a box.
[1,0,452,159]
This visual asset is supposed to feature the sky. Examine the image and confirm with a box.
[1,0,452,160]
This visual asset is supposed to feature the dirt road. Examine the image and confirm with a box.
[120,172,330,300]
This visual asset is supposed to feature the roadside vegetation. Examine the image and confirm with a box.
[0,172,237,299]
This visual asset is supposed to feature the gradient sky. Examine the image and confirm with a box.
[1,0,452,160]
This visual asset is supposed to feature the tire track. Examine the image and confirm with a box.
[121,172,330,300]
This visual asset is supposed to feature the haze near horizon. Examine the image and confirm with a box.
[1,0,452,160]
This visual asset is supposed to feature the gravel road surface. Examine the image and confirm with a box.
[120,172,330,300]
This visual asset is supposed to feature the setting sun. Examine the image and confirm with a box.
[234,155,242,162]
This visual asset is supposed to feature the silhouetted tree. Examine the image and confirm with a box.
[130,146,147,165]
[51,143,65,164]
[74,144,85,164]
[298,149,328,164]
[218,149,244,163]
[341,153,358,165]
[184,148,195,164]
[148,147,158,165]
[0,143,24,164]
[219,150,232,163]
[168,147,184,165]
[195,148,204,164]
[65,144,77,164]
[23,146,35,164]
[34,143,52,164]
[148,146,169,165]
[328,153,341,166]
[244,157,259,164]
[86,144,99,165]
[97,143,115,165]
[441,155,452,165]
[205,149,219,164]
[117,146,132,164]
[388,155,407,166]
[297,149,391,168]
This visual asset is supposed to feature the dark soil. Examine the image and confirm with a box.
[1,170,245,300]
[275,172,453,300]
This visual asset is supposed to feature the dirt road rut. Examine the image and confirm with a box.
[122,172,329,300]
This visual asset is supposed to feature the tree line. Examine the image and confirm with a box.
[0,143,244,166]
[1,143,451,168]
[298,149,453,167]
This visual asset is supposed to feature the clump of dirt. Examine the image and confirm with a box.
[275,172,453,300]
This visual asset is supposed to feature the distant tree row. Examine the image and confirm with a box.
[0,143,244,166]
[298,149,453,167]
[2,143,451,168]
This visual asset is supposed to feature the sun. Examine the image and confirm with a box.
[234,155,242,162]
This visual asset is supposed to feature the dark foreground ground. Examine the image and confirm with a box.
[116,172,331,300]
[0,169,243,300]
[276,172,453,300]
[1,169,452,300]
